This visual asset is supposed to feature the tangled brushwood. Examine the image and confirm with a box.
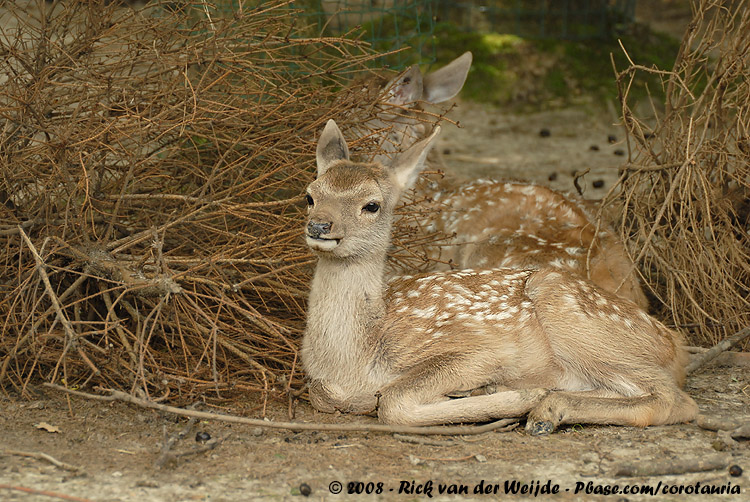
[606,0,750,347]
[0,1,444,405]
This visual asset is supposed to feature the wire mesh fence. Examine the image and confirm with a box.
[205,0,438,69]
[439,0,636,40]
[155,0,637,75]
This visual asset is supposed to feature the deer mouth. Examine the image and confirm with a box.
[306,234,341,251]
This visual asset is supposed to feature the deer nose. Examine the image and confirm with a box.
[307,221,332,238]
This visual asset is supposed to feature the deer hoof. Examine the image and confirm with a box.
[526,420,556,436]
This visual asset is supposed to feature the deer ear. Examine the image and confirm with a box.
[422,52,472,104]
[316,119,349,177]
[390,126,441,192]
[383,65,424,105]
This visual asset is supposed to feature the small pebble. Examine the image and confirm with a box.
[607,134,617,143]
[300,483,312,496]
[548,172,558,181]
[195,431,211,443]
[475,454,487,463]
[592,180,605,189]
[539,128,551,137]
[729,465,743,477]
[614,149,625,156]
[252,427,265,437]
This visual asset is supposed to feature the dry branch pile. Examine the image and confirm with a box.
[608,0,750,346]
[0,0,441,405]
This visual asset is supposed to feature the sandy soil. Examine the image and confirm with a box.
[434,101,629,199]
[1,363,748,502]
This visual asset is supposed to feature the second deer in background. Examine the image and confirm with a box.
[358,51,647,309]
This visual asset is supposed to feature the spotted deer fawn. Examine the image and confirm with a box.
[364,52,648,309]
[302,120,697,431]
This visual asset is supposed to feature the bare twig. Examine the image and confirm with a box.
[686,327,750,374]
[44,383,519,436]
[168,435,228,461]
[726,423,750,440]
[605,0,750,347]
[572,168,590,197]
[17,227,78,356]
[611,453,731,477]
[1,449,81,473]
[0,0,452,402]
[412,453,477,462]
[154,414,198,469]
[0,485,92,502]
[696,414,750,440]
[392,434,457,447]
[695,414,744,432]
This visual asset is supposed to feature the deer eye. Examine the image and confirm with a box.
[362,202,380,213]
[305,194,314,206]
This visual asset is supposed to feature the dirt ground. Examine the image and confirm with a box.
[433,102,629,199]
[1,362,748,502]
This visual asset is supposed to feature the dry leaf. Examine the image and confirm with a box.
[34,422,62,433]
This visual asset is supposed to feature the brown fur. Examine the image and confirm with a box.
[301,120,697,431]
[416,180,649,308]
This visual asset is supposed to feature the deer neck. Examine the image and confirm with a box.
[303,253,387,391]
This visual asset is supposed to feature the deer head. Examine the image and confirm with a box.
[305,119,441,260]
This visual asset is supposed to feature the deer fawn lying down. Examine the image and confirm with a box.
[301,120,697,432]
[367,52,648,309]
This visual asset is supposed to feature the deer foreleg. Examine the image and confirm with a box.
[376,355,548,426]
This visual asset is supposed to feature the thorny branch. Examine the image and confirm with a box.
[0,1,451,405]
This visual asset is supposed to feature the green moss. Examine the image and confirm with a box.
[481,33,524,54]
[432,22,682,109]
[430,24,525,103]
